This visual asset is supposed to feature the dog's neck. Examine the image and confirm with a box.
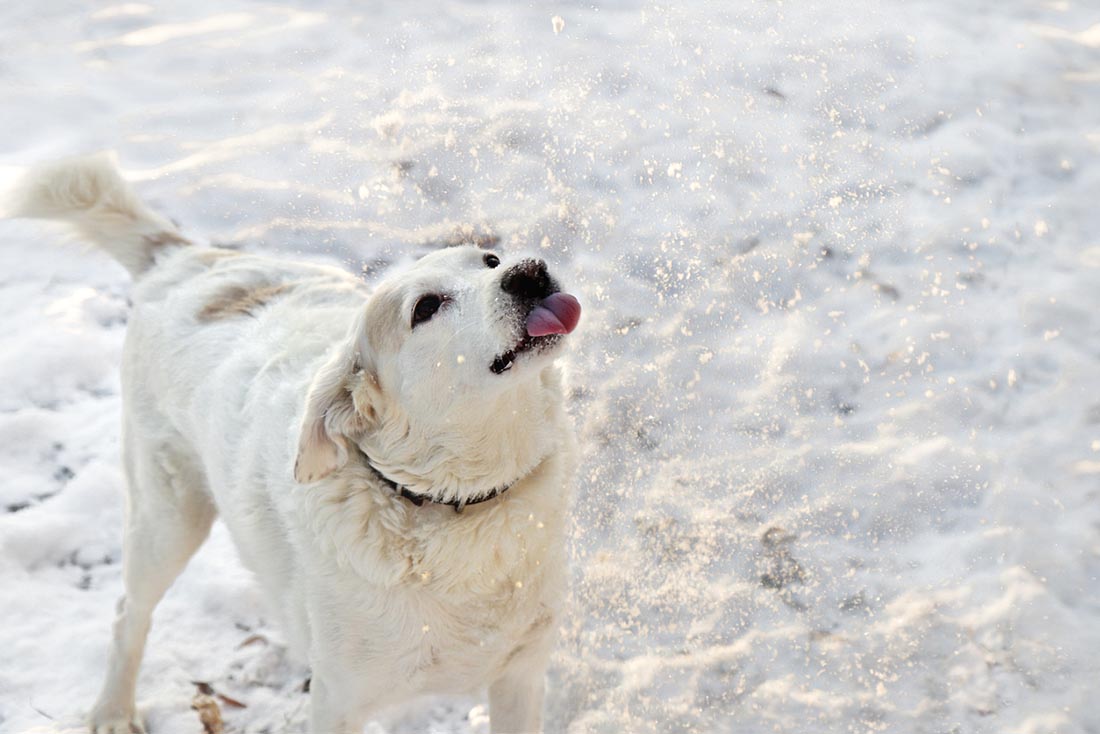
[357,366,564,505]
[355,444,537,512]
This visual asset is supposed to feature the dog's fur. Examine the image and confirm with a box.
[8,154,577,734]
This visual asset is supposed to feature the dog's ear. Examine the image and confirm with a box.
[294,326,381,484]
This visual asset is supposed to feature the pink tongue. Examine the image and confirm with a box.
[526,293,581,337]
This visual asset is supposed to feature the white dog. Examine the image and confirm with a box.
[8,154,581,734]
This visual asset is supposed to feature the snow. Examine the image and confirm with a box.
[2,1,1099,732]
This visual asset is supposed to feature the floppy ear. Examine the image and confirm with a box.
[294,326,381,484]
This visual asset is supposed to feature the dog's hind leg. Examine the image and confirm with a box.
[90,429,215,734]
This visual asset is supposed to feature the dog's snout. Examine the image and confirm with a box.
[500,259,554,300]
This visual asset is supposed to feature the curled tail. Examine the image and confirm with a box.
[4,152,190,276]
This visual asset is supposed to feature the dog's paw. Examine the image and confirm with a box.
[89,709,145,734]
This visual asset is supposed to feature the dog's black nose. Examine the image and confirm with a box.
[500,258,554,299]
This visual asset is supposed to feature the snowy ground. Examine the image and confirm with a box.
[2,1,1099,733]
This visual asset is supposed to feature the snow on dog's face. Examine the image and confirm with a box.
[293,245,580,486]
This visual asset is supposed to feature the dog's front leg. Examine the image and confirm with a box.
[489,663,547,734]
[308,675,365,734]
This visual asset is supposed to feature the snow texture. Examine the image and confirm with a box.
[2,2,1099,733]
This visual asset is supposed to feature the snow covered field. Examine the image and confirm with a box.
[2,1,1099,732]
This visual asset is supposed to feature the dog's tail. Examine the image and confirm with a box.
[3,152,191,277]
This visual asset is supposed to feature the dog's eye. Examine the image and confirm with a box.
[412,294,443,328]
[483,253,500,269]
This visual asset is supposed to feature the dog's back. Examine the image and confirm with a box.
[6,153,368,478]
[5,154,371,658]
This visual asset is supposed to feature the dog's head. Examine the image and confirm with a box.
[293,245,580,490]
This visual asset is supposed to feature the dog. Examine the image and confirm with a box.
[7,154,581,734]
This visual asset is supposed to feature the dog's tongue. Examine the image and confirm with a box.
[526,293,581,337]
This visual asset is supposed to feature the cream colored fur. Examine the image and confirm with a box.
[8,155,576,734]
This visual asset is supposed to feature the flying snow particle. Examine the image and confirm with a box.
[1072,460,1100,475]
[551,15,565,34]
[372,111,403,139]
[468,705,490,729]
[1034,220,1049,237]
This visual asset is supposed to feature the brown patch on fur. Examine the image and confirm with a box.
[143,231,191,248]
[438,224,499,249]
[194,248,241,265]
[502,609,555,668]
[350,371,383,427]
[197,283,291,322]
[526,609,554,636]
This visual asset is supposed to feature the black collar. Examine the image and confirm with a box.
[354,446,517,513]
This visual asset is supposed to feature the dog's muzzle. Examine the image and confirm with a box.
[489,259,581,374]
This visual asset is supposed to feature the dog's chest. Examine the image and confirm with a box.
[398,587,557,693]
[358,581,558,699]
[298,472,570,693]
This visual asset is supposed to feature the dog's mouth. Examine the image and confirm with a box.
[489,292,581,375]
[490,333,565,374]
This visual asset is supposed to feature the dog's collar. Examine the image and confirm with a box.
[354,446,520,513]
